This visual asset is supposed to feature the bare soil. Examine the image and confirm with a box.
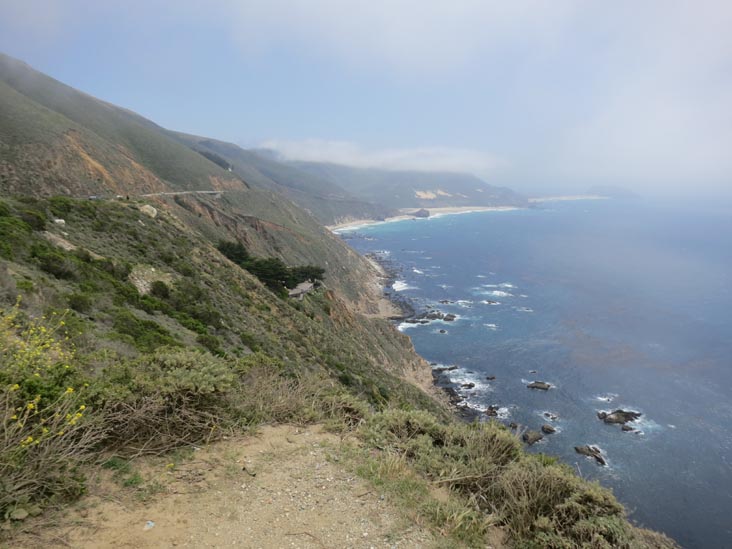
[10,425,436,548]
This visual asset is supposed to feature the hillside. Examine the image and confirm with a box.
[0,53,677,548]
[0,53,390,309]
[170,133,395,225]
[285,159,528,210]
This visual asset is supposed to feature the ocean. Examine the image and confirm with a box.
[338,198,732,548]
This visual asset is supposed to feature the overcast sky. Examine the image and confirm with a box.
[1,1,731,195]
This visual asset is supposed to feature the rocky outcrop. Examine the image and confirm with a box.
[597,410,641,425]
[575,445,606,466]
[541,424,556,434]
[527,381,551,390]
[522,431,544,445]
[412,208,430,218]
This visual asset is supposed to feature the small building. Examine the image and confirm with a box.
[288,282,315,299]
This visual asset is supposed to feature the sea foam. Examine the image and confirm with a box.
[392,280,417,291]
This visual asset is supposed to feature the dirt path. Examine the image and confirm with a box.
[13,425,436,549]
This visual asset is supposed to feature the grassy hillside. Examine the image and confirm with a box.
[287,159,528,210]
[0,197,677,548]
[170,133,395,225]
[0,53,390,308]
[0,53,242,196]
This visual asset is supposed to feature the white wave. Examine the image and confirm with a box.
[412,268,424,274]
[396,322,418,332]
[456,300,473,308]
[484,323,499,331]
[392,280,417,291]
[487,290,513,297]
[482,300,501,305]
[476,274,487,278]
[594,393,618,403]
[448,372,490,392]
[477,405,510,420]
[494,406,510,419]
[516,307,534,313]
[438,283,452,289]
[499,282,516,288]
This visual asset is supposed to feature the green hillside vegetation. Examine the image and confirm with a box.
[170,132,395,225]
[217,239,324,295]
[0,197,677,547]
[0,53,392,311]
[0,54,242,196]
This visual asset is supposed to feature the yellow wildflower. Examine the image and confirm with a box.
[26,402,35,411]
[65,387,75,394]
[79,405,86,411]
[10,384,20,391]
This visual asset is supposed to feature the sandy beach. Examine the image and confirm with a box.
[326,205,521,232]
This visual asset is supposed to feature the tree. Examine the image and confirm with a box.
[217,240,250,265]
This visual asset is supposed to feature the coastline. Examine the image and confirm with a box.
[327,205,521,232]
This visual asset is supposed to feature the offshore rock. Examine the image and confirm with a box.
[575,445,607,466]
[527,381,551,390]
[522,430,544,445]
[597,409,641,424]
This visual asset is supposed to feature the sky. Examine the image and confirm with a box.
[0,0,731,196]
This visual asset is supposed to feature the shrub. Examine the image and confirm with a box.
[31,246,77,280]
[111,309,179,352]
[0,217,32,256]
[196,333,223,354]
[19,210,46,231]
[95,258,132,281]
[238,331,260,351]
[149,280,170,299]
[0,304,103,518]
[100,348,235,454]
[67,292,93,313]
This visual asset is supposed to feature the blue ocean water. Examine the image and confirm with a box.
[340,198,732,548]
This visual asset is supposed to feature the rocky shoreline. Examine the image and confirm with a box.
[362,250,645,468]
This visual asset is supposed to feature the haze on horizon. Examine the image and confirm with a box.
[1,0,731,197]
